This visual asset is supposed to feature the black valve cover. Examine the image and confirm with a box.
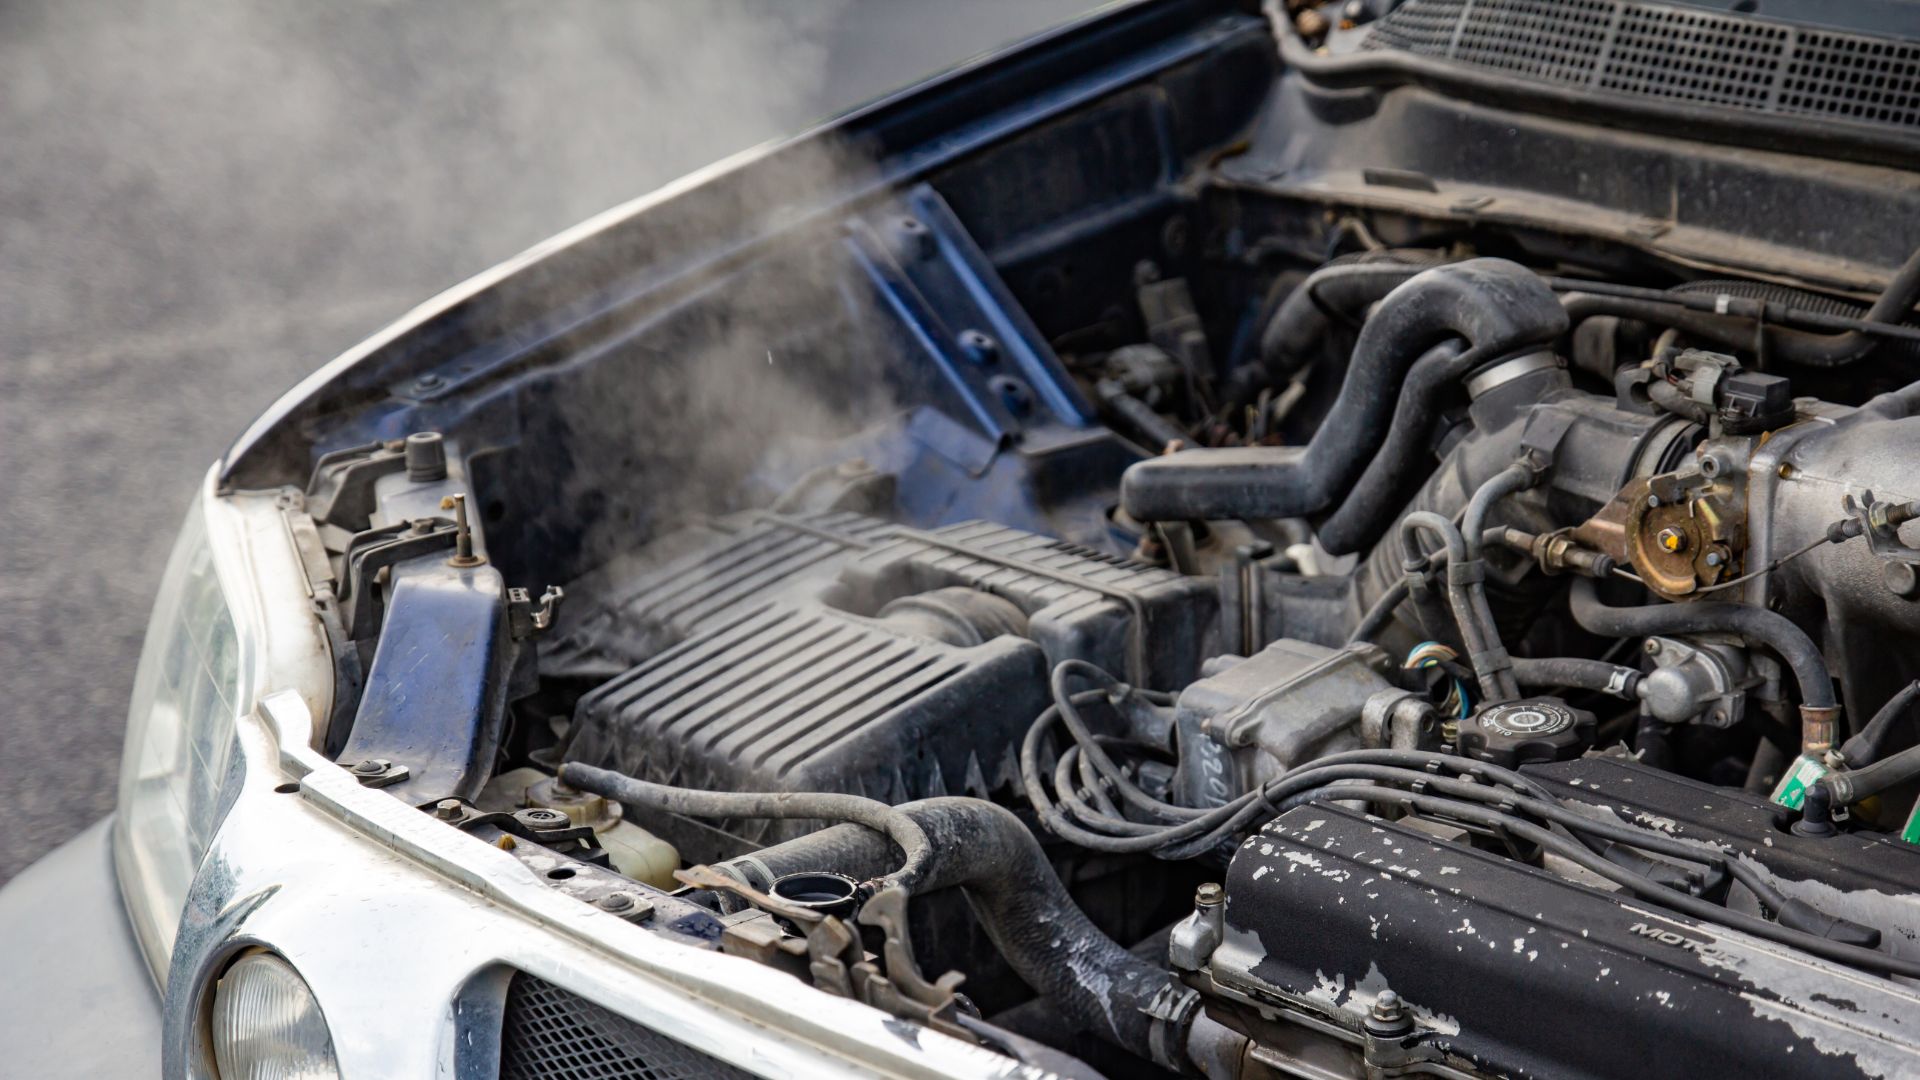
[1208,769,1920,1079]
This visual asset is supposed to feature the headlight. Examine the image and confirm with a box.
[210,951,341,1080]
[115,493,256,979]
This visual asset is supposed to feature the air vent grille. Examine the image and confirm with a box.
[499,974,750,1080]
[1365,0,1920,132]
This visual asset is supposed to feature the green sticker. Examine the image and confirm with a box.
[1902,803,1920,846]
[1770,755,1829,811]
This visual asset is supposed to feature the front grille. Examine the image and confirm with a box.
[499,974,752,1080]
[1365,0,1920,133]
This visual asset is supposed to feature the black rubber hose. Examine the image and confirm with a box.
[1121,259,1567,522]
[1557,246,1920,367]
[1823,742,1920,805]
[1402,510,1515,702]
[1669,279,1920,367]
[1512,656,1641,698]
[1687,248,1920,366]
[1257,261,1426,376]
[1095,379,1187,454]
[1839,679,1920,766]
[1567,578,1836,709]
[1313,338,1471,555]
[710,796,1196,1065]
[1347,575,1414,645]
[1560,293,1759,356]
[558,763,933,892]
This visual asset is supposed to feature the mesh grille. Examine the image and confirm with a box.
[1365,0,1920,132]
[499,975,752,1080]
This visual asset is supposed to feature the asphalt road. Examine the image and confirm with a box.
[0,0,1093,885]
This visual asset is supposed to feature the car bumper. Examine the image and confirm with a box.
[0,816,163,1078]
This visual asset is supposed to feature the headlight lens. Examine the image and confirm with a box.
[210,952,341,1080]
[115,494,255,976]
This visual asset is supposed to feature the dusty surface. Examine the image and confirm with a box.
[0,0,1091,884]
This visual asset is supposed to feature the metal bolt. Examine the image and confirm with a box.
[891,215,934,259]
[1778,463,1795,479]
[443,493,484,567]
[1196,882,1225,907]
[412,373,445,394]
[1365,988,1414,1036]
[1647,494,1662,508]
[595,893,635,913]
[1886,561,1920,599]
[1655,527,1689,554]
[516,807,569,829]
[956,329,999,366]
[433,799,464,821]
[1644,639,1662,656]
[350,759,391,777]
[1704,551,1724,567]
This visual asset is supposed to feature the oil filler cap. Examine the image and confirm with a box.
[1458,697,1595,768]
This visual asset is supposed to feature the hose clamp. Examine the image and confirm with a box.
[1466,348,1560,399]
[1142,983,1203,1072]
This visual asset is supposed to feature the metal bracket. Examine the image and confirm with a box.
[853,886,973,1039]
[346,758,411,789]
[507,585,566,640]
[677,865,867,1003]
[1843,490,1920,565]
[676,868,973,1038]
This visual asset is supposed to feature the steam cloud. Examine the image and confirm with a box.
[0,0,1087,883]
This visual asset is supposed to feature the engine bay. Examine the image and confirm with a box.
[256,7,1920,1076]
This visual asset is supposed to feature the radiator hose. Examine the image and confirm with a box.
[1121,258,1567,522]
[559,763,1203,1071]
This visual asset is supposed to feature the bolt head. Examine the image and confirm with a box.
[957,329,1000,365]
[1704,551,1724,567]
[1885,561,1920,599]
[350,759,388,776]
[1647,494,1662,508]
[595,893,635,913]
[1196,882,1225,907]
[433,799,464,821]
[517,808,569,829]
[1655,527,1689,554]
[1644,639,1662,656]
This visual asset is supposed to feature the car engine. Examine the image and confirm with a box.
[265,5,1920,1075]
[501,245,1920,1078]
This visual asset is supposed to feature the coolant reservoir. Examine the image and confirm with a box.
[481,766,680,889]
